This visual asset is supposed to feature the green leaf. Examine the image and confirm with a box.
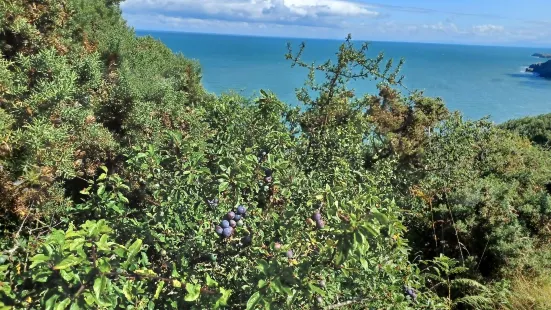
[94,276,107,299]
[308,283,326,297]
[55,298,71,310]
[97,184,105,196]
[206,274,218,287]
[371,211,389,225]
[69,237,85,252]
[257,279,267,288]
[53,256,81,270]
[29,254,50,268]
[218,181,229,192]
[272,278,291,295]
[95,234,112,251]
[246,291,261,310]
[45,294,60,310]
[215,288,232,308]
[123,281,133,302]
[97,173,107,181]
[125,239,143,265]
[154,281,165,299]
[117,192,129,203]
[184,283,201,301]
[256,259,269,274]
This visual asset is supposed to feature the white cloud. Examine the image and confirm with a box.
[121,1,551,46]
[121,0,380,27]
[472,24,505,34]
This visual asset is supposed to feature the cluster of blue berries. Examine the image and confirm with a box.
[403,286,417,301]
[215,205,247,238]
[312,211,325,229]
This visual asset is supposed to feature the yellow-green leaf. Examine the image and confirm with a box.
[154,281,165,299]
[184,283,201,301]
[53,256,81,270]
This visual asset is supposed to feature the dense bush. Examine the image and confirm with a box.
[500,113,551,147]
[1,0,551,309]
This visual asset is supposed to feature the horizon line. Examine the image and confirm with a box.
[132,27,551,50]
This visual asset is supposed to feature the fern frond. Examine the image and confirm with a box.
[450,278,488,291]
[452,295,493,309]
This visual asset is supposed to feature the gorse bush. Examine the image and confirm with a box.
[1,0,551,309]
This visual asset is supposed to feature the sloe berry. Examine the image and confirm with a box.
[237,205,246,215]
[286,250,294,259]
[223,227,233,237]
[312,212,322,221]
[215,226,223,235]
[234,214,242,221]
[227,211,235,220]
[403,286,417,300]
[242,235,252,245]
[237,219,244,227]
[221,220,230,228]
[316,220,325,229]
[230,220,237,228]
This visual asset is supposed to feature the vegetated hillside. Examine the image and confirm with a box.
[1,1,551,309]
[500,113,551,147]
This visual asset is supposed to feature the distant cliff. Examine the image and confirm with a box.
[532,53,551,59]
[526,60,551,78]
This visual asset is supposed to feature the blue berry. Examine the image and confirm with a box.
[223,227,233,238]
[234,214,242,221]
[403,286,417,300]
[316,219,325,229]
[221,220,230,228]
[286,250,294,259]
[312,212,322,221]
[215,226,223,235]
[242,235,252,245]
[237,206,246,215]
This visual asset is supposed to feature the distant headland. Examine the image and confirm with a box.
[532,53,551,59]
[526,59,551,78]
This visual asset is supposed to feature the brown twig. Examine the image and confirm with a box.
[2,211,30,256]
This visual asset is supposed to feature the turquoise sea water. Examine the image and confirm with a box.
[137,30,551,123]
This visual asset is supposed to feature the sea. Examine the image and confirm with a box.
[136,30,551,123]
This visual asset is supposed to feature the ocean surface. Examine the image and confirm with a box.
[137,30,551,123]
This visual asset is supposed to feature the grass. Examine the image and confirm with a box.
[506,273,551,310]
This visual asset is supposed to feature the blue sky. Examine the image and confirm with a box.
[121,0,551,46]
